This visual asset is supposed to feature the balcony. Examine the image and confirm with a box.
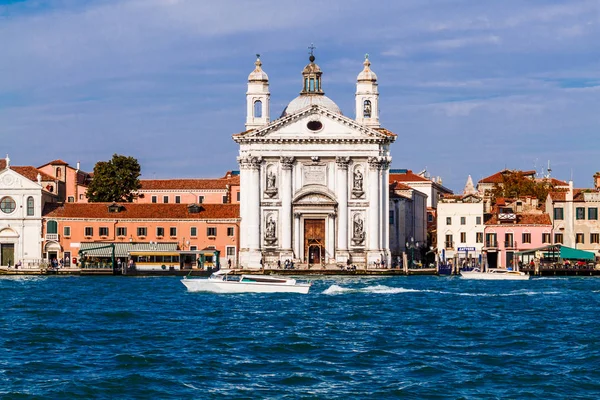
[485,240,498,248]
[504,241,516,248]
[444,241,454,249]
[498,212,516,222]
[45,233,59,241]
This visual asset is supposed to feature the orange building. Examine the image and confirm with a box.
[42,202,240,268]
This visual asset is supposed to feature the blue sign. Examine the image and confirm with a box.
[458,247,476,252]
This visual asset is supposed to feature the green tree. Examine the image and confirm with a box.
[490,170,563,204]
[86,154,142,202]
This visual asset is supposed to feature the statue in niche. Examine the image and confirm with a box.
[265,216,277,245]
[352,168,365,199]
[352,215,365,245]
[267,171,276,189]
[264,168,278,198]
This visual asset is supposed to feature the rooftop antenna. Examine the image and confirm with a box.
[546,160,552,179]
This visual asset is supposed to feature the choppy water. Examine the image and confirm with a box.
[1,275,599,399]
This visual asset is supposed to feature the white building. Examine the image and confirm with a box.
[0,157,57,266]
[234,54,397,268]
[436,177,484,266]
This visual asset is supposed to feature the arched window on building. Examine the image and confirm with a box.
[27,196,34,216]
[47,220,58,234]
[363,100,372,118]
[56,167,61,178]
[254,100,262,118]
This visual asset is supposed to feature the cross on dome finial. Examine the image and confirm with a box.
[256,53,261,59]
[308,43,316,62]
[365,53,369,60]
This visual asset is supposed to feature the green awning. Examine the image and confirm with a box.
[79,242,178,257]
[516,244,595,261]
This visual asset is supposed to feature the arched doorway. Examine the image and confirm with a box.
[0,228,18,266]
[305,219,325,266]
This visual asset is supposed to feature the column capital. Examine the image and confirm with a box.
[280,156,295,170]
[328,212,337,219]
[368,156,381,169]
[336,156,350,169]
[294,211,302,218]
[238,156,262,170]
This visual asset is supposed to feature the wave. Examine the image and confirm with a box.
[323,284,562,297]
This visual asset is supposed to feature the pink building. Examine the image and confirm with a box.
[135,172,240,205]
[483,198,552,269]
[38,159,92,203]
[42,202,240,268]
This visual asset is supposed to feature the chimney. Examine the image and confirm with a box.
[594,172,600,190]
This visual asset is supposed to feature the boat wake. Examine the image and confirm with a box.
[323,284,561,297]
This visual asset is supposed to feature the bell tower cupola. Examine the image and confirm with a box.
[300,44,324,95]
[246,54,270,130]
[355,54,379,127]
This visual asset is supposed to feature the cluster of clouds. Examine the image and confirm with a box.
[2,0,599,190]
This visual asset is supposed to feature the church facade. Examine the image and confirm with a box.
[234,54,397,269]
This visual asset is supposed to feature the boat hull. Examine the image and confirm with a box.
[181,279,311,294]
[460,270,530,280]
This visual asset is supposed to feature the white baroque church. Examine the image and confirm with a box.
[234,53,397,269]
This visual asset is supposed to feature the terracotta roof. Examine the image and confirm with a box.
[374,127,398,137]
[0,159,5,170]
[12,166,55,182]
[233,129,256,137]
[39,159,69,167]
[43,203,240,220]
[389,170,430,183]
[549,189,586,202]
[390,181,413,191]
[140,177,239,191]
[479,169,537,184]
[486,212,551,225]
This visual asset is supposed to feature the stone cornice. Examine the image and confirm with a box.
[233,105,396,144]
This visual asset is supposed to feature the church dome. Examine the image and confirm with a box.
[281,94,342,117]
[357,55,377,82]
[280,51,342,117]
[248,55,268,82]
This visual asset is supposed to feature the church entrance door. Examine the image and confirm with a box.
[304,219,325,265]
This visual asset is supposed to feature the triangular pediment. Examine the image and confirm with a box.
[234,105,395,143]
[0,168,42,190]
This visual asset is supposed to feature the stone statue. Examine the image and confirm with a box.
[266,217,276,238]
[353,169,363,191]
[267,171,276,189]
[352,215,365,245]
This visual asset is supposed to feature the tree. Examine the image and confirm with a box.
[490,170,563,204]
[86,154,142,202]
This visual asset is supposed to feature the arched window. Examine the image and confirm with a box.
[363,100,372,118]
[254,100,262,118]
[47,220,58,234]
[27,196,34,216]
[309,78,315,91]
[56,167,61,178]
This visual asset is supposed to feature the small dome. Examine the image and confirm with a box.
[248,55,268,82]
[357,55,377,82]
[281,94,342,117]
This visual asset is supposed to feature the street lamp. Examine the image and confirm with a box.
[406,237,420,268]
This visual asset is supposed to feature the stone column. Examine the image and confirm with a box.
[237,156,248,250]
[239,156,262,268]
[367,157,381,263]
[382,157,391,265]
[335,156,350,263]
[294,212,301,260]
[280,157,295,256]
[327,212,336,264]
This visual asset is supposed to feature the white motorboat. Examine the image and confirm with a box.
[460,268,530,281]
[181,270,311,294]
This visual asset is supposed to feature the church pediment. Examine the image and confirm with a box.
[0,168,42,190]
[233,105,396,143]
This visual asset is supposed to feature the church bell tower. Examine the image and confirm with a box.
[246,54,270,130]
[355,54,379,128]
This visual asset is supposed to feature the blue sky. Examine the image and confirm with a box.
[2,0,599,192]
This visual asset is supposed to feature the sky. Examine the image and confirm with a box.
[2,0,600,192]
